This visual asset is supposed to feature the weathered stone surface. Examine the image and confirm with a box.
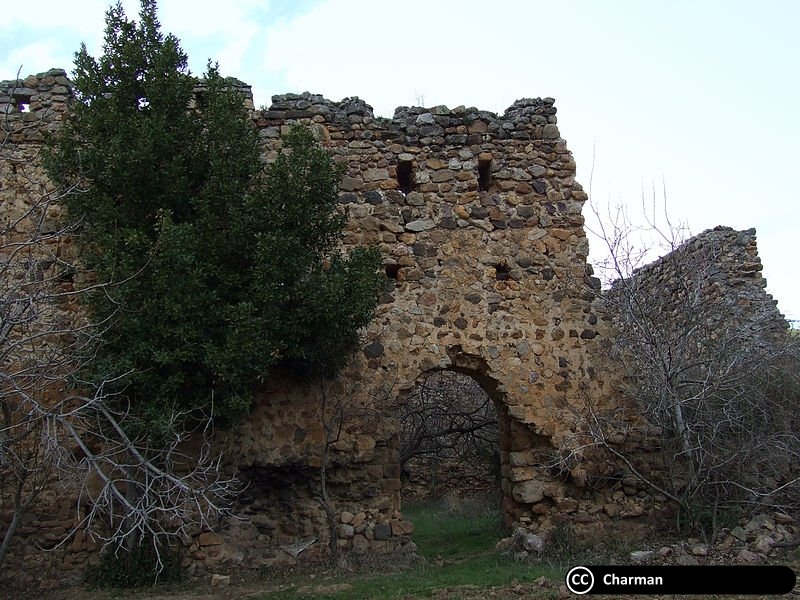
[731,526,749,542]
[404,219,436,232]
[736,548,762,563]
[513,480,545,504]
[676,554,699,566]
[198,532,224,547]
[542,124,560,139]
[340,176,362,191]
[630,550,655,563]
[362,340,384,359]
[390,520,414,536]
[337,524,355,539]
[373,523,391,540]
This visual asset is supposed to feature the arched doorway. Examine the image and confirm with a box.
[398,370,500,502]
[394,364,526,528]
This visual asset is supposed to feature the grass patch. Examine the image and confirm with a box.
[260,495,560,600]
[402,499,503,559]
[266,555,557,599]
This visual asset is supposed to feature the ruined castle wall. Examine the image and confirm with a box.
[0,70,96,588]
[606,226,787,339]
[1,70,645,584]
[238,91,637,537]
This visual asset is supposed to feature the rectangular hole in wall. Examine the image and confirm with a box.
[12,94,33,113]
[478,158,492,192]
[397,160,414,194]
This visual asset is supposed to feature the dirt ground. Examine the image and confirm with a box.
[23,564,799,600]
[16,539,800,600]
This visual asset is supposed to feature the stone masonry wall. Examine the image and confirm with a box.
[1,69,657,585]
[246,91,650,542]
[1,70,93,589]
[607,226,787,335]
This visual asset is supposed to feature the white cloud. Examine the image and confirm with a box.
[1,1,267,80]
[0,41,65,79]
[154,0,267,75]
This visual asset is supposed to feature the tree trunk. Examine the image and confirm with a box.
[0,478,27,568]
[316,380,339,566]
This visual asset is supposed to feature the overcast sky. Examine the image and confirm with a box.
[2,0,797,321]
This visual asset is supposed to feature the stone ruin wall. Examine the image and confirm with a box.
[606,226,787,335]
[205,84,647,573]
[0,69,736,584]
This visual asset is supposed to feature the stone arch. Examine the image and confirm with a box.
[391,345,560,530]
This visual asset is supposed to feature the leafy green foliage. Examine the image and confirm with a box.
[88,539,184,588]
[47,0,383,432]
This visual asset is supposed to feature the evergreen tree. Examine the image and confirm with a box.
[47,0,383,433]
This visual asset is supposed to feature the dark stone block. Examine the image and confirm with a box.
[470,207,488,219]
[517,256,533,268]
[363,341,385,359]
[364,191,383,205]
[418,125,444,137]
[446,134,469,144]
[516,206,536,218]
[413,243,437,257]
[373,523,391,540]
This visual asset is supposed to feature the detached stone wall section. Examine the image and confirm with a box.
[606,226,787,336]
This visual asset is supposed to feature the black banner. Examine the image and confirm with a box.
[565,565,796,595]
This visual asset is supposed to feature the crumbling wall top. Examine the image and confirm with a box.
[1,69,72,141]
[265,91,560,141]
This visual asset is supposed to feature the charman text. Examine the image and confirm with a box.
[603,573,664,586]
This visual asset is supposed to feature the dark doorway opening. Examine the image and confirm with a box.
[398,370,501,504]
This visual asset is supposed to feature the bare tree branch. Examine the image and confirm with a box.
[581,196,800,539]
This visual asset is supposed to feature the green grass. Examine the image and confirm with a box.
[402,501,504,559]
[259,498,560,600]
[266,555,555,600]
